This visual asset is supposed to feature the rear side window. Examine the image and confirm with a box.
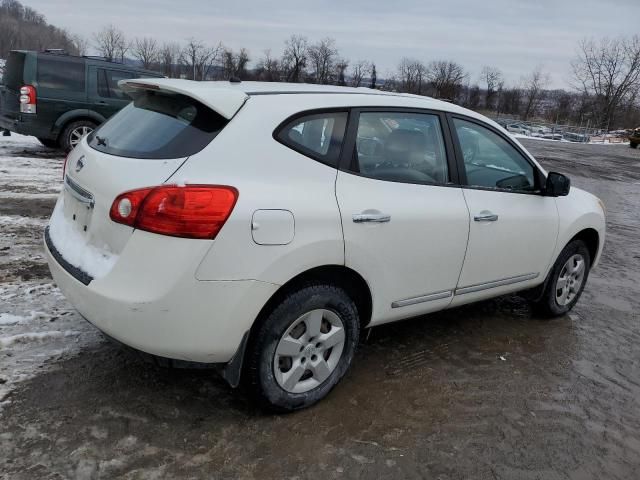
[88,90,226,159]
[37,56,85,92]
[276,112,348,167]
[2,52,26,90]
[97,69,137,99]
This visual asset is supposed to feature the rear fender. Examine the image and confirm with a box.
[52,109,106,137]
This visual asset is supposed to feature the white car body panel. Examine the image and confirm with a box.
[44,81,606,366]
[450,188,559,307]
[336,174,469,325]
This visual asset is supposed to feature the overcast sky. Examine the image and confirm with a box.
[26,0,636,89]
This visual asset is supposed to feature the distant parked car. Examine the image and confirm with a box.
[628,127,640,148]
[45,79,606,411]
[506,123,530,135]
[0,50,163,151]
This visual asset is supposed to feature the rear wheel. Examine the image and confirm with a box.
[533,240,591,317]
[60,120,96,152]
[630,142,638,149]
[244,284,360,412]
[37,138,59,149]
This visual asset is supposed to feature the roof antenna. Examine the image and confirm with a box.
[229,76,242,83]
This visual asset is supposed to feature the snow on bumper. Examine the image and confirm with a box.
[44,229,279,363]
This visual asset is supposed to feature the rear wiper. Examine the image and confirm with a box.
[95,135,108,146]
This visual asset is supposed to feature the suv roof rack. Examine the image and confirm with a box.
[43,49,68,55]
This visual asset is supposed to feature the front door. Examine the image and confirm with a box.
[336,110,470,325]
[449,117,559,306]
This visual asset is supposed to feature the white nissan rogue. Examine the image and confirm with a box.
[45,79,605,411]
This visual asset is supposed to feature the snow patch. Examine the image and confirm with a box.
[0,330,81,348]
[48,196,118,278]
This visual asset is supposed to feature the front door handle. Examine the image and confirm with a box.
[353,213,391,223]
[474,211,499,222]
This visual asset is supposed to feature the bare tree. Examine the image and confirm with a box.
[133,37,159,69]
[255,49,280,81]
[426,60,467,100]
[521,66,549,120]
[159,42,181,78]
[281,34,308,83]
[572,36,640,128]
[181,38,221,80]
[350,60,370,87]
[480,66,503,110]
[335,58,349,86]
[308,37,338,84]
[71,34,89,56]
[221,47,250,79]
[397,57,427,94]
[93,24,126,62]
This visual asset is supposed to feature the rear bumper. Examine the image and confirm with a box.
[44,230,279,363]
[0,112,53,139]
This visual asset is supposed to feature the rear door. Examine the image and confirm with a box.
[0,51,27,120]
[449,116,558,306]
[336,109,470,325]
[87,67,138,119]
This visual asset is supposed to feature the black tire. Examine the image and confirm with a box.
[244,284,360,412]
[533,240,591,317]
[37,137,59,149]
[60,120,97,152]
[630,142,638,149]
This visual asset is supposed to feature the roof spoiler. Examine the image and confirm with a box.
[119,79,249,120]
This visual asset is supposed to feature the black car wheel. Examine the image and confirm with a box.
[244,284,360,412]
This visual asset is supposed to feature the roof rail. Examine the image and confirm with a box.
[43,49,68,55]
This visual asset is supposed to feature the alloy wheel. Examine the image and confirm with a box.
[273,309,346,394]
[556,253,586,306]
[69,126,93,149]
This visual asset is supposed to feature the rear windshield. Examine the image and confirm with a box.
[88,90,227,159]
[2,52,26,90]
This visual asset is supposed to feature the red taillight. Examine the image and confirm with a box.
[110,185,238,239]
[19,85,37,114]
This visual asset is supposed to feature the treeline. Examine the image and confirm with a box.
[92,24,640,129]
[0,0,81,58]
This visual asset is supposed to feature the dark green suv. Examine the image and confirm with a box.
[0,50,163,151]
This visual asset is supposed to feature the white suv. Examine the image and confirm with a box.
[45,80,605,411]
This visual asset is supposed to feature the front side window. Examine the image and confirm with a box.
[37,56,85,92]
[349,111,448,184]
[454,118,536,191]
[88,90,226,159]
[277,112,347,167]
[97,69,136,99]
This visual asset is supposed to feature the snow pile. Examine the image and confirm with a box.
[48,197,119,278]
[0,58,5,79]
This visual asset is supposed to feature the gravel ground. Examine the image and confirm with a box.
[1,136,639,479]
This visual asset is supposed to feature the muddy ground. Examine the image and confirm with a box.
[1,138,640,479]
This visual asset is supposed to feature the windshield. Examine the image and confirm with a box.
[88,90,227,159]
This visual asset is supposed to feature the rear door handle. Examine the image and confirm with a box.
[94,101,108,105]
[474,211,499,222]
[352,213,391,223]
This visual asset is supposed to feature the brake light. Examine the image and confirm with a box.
[19,85,37,114]
[110,185,238,239]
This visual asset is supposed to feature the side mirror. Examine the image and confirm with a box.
[545,172,571,197]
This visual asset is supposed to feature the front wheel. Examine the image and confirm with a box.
[533,240,591,317]
[244,284,360,412]
[630,142,638,149]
